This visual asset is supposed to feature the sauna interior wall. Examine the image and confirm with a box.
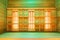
[56,0,60,32]
[6,0,57,32]
[0,0,8,33]
[7,9,57,32]
[8,0,55,8]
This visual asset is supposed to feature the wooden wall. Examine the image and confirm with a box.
[8,0,55,8]
[0,0,8,34]
[56,0,60,32]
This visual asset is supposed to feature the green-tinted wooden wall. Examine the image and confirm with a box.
[56,0,60,32]
[0,0,8,33]
[8,0,55,8]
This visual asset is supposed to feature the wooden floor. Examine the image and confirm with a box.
[0,32,60,40]
[0,38,60,40]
